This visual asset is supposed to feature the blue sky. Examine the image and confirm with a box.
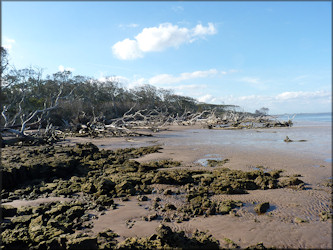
[2,1,331,114]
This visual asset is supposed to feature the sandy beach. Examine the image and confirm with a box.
[48,123,332,249]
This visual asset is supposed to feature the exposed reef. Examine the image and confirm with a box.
[1,142,306,249]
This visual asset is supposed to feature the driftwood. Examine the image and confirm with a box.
[1,84,68,147]
[62,108,294,139]
[1,100,294,147]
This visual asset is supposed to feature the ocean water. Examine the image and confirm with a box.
[158,112,332,162]
[276,112,332,126]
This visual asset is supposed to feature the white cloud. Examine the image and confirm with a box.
[196,90,332,114]
[172,6,184,12]
[275,91,332,101]
[149,69,219,85]
[98,75,129,84]
[118,23,139,28]
[173,84,207,91]
[198,94,214,103]
[58,65,75,72]
[112,38,143,60]
[240,76,268,90]
[136,23,190,52]
[192,23,217,37]
[112,22,217,60]
[275,90,330,101]
[3,37,15,50]
[293,75,308,81]
[228,69,239,73]
[241,77,260,84]
[124,68,231,91]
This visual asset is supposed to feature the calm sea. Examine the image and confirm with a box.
[157,112,332,162]
[276,112,332,123]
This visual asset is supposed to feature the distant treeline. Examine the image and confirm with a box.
[1,47,238,128]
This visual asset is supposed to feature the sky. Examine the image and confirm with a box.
[2,1,331,114]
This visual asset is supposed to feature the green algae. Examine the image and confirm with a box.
[1,142,303,249]
[0,200,93,249]
[207,158,230,167]
[254,202,270,215]
[116,224,220,249]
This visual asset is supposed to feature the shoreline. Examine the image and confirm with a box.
[2,124,332,248]
[57,124,332,248]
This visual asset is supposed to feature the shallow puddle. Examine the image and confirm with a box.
[251,167,270,173]
[195,154,223,167]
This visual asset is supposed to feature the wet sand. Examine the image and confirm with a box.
[58,124,332,249]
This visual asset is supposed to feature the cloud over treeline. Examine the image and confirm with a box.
[112,23,217,60]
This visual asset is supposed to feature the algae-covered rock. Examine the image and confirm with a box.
[66,236,98,250]
[81,182,97,194]
[223,237,239,248]
[45,203,71,217]
[165,203,177,211]
[117,236,164,249]
[95,195,114,206]
[254,202,270,214]
[11,214,34,226]
[66,206,85,220]
[157,224,220,249]
[1,227,31,249]
[96,178,115,195]
[137,195,148,201]
[28,215,46,243]
[207,159,229,167]
[245,242,268,249]
[97,229,119,249]
[294,217,309,223]
[319,211,333,221]
[218,204,233,215]
[279,177,304,188]
[1,205,17,218]
[117,224,219,249]
[115,180,136,196]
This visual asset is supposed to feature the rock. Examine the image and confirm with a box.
[284,136,293,142]
[121,196,129,202]
[97,229,118,249]
[95,195,114,206]
[319,211,333,221]
[66,236,98,249]
[154,197,161,202]
[115,180,136,196]
[254,202,270,214]
[11,214,33,226]
[164,204,177,210]
[245,242,267,249]
[279,177,304,188]
[1,227,30,249]
[81,182,97,194]
[1,205,17,218]
[66,206,85,220]
[147,213,158,221]
[163,189,173,195]
[156,224,173,239]
[294,217,309,223]
[28,215,45,243]
[137,195,148,201]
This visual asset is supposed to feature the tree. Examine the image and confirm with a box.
[255,107,269,116]
[1,47,9,76]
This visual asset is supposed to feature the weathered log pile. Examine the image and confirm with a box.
[1,107,293,147]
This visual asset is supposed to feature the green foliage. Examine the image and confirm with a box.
[1,59,239,128]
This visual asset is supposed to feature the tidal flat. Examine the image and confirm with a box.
[1,124,332,249]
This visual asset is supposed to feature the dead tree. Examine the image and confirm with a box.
[1,84,67,146]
